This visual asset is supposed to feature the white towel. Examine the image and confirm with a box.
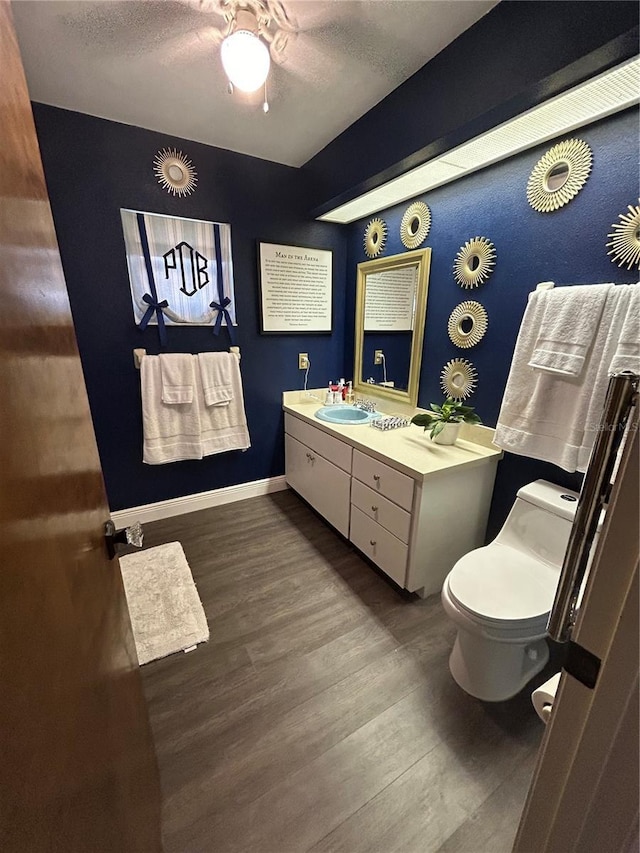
[141,356,202,464]
[197,352,234,406]
[199,354,250,457]
[528,284,612,376]
[159,353,195,404]
[608,283,640,376]
[495,284,636,473]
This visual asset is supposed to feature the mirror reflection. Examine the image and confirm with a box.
[354,249,431,407]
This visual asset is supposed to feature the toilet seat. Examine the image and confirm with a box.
[447,543,560,625]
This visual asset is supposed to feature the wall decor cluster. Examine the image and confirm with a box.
[606,203,640,270]
[153,148,198,197]
[526,138,592,213]
[121,209,236,347]
[440,358,477,400]
[400,201,431,249]
[363,218,387,258]
[453,236,496,288]
[448,301,488,348]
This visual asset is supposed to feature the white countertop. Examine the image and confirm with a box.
[282,390,502,482]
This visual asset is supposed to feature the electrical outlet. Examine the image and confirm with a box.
[298,353,309,370]
[374,350,384,365]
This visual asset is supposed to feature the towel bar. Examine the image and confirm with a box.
[133,347,240,368]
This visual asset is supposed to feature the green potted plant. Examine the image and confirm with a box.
[411,398,482,445]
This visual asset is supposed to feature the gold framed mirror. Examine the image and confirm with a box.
[354,248,431,407]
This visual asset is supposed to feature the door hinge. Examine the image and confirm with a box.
[564,640,601,689]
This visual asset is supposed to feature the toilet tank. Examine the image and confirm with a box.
[495,480,579,569]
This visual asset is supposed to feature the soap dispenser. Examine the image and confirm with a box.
[325,382,334,406]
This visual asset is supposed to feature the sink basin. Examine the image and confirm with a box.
[315,405,380,425]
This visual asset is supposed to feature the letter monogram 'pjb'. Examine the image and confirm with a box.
[164,241,210,297]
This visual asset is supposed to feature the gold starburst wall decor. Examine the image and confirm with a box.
[363,218,387,258]
[448,301,488,348]
[526,138,592,213]
[606,203,640,271]
[154,148,198,197]
[400,201,431,249]
[440,358,478,400]
[453,237,496,289]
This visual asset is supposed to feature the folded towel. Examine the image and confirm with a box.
[199,353,250,457]
[141,356,202,464]
[608,283,640,376]
[197,352,234,407]
[159,353,195,404]
[495,284,634,473]
[528,284,612,376]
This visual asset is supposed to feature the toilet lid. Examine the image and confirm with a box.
[448,544,560,623]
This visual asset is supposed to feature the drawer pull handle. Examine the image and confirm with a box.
[369,539,376,547]
[371,505,378,512]
[373,474,380,483]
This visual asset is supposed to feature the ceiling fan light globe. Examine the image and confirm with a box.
[221,30,270,93]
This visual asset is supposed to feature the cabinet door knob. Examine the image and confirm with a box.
[371,505,378,512]
[369,539,376,547]
[373,474,380,482]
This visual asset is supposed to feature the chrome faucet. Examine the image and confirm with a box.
[354,398,376,413]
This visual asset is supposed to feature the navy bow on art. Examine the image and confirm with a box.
[210,224,237,345]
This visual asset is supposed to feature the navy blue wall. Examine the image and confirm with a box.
[345,108,640,538]
[33,105,346,511]
[306,1,639,211]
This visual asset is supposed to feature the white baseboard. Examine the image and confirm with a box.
[111,475,289,527]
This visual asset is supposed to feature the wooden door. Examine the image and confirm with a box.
[0,3,162,850]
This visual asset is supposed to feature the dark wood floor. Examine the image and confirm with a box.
[140,489,549,853]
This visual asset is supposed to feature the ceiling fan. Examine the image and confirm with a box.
[185,0,300,111]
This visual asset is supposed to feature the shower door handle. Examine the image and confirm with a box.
[104,520,144,560]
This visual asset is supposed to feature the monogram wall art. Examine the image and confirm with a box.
[121,210,237,346]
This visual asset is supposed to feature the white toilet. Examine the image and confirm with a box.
[441,480,579,702]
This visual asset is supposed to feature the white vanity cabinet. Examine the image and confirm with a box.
[283,399,501,598]
[284,414,352,537]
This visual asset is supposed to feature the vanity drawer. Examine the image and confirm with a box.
[284,414,352,473]
[350,506,408,587]
[352,449,414,511]
[351,479,411,544]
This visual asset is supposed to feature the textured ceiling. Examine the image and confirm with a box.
[13,0,497,167]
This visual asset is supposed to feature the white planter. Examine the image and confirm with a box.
[432,422,461,445]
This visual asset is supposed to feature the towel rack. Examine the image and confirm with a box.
[133,347,240,369]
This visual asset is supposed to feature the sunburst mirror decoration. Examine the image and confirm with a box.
[606,203,640,271]
[448,301,488,348]
[441,358,478,400]
[400,201,431,249]
[527,138,592,213]
[453,237,496,288]
[363,218,387,258]
[154,148,198,197]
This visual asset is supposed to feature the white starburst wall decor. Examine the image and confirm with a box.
[363,218,387,258]
[154,148,198,197]
[526,138,592,213]
[400,201,431,249]
[453,237,496,289]
[606,203,640,271]
[448,301,488,348]
[440,358,478,400]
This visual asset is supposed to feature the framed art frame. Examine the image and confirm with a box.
[258,242,333,333]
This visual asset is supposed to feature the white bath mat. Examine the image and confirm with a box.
[119,541,209,665]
